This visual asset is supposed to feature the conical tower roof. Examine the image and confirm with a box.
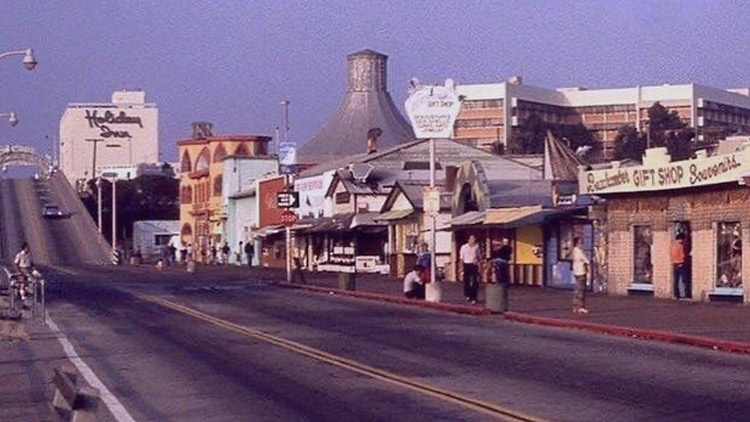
[298,49,415,163]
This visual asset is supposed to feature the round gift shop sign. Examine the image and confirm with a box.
[404,79,461,139]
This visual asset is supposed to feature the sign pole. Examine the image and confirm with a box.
[429,138,437,289]
[285,175,293,283]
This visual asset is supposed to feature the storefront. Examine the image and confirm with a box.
[581,147,750,303]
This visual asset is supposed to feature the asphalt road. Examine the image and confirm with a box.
[4,176,750,421]
[35,265,750,422]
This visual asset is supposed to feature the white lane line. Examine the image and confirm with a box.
[46,316,137,422]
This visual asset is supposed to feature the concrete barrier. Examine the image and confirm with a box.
[50,366,100,422]
[425,281,443,303]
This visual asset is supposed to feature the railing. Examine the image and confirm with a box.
[1,266,45,319]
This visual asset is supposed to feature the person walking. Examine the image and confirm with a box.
[244,240,254,268]
[221,243,230,265]
[571,237,590,314]
[14,242,34,302]
[671,233,688,299]
[186,243,194,261]
[236,241,244,265]
[459,235,481,304]
[491,238,513,285]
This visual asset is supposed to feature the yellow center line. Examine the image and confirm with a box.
[137,294,552,422]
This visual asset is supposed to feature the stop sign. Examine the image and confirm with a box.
[280,210,297,227]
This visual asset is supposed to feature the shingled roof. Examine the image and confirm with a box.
[298,49,415,163]
[543,131,584,181]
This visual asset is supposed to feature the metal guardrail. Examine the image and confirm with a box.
[51,366,100,422]
[1,266,45,319]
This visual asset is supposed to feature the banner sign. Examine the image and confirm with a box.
[404,79,461,139]
[580,148,749,195]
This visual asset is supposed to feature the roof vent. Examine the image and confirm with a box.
[350,163,374,182]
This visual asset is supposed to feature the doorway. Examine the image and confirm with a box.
[672,221,692,299]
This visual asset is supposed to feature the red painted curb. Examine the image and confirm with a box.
[503,311,750,355]
[276,282,493,316]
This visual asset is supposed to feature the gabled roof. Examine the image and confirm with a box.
[380,179,453,213]
[543,131,584,181]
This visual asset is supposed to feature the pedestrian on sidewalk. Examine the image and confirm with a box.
[416,242,431,283]
[491,238,513,284]
[404,264,426,299]
[671,233,688,299]
[245,240,254,268]
[236,241,244,265]
[460,235,481,304]
[572,237,590,314]
[221,243,230,265]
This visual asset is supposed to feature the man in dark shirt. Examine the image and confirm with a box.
[491,238,513,285]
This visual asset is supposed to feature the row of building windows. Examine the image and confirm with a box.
[180,176,223,204]
[455,118,503,129]
[460,99,503,109]
[180,143,257,173]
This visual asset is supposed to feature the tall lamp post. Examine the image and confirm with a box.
[99,172,120,261]
[0,48,37,70]
[280,99,293,282]
[0,112,19,127]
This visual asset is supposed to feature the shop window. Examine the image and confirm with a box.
[559,221,585,260]
[154,234,172,246]
[402,223,419,253]
[633,225,653,284]
[716,222,742,289]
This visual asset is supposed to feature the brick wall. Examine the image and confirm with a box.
[605,184,750,303]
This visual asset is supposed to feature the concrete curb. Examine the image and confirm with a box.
[503,311,750,355]
[276,282,493,316]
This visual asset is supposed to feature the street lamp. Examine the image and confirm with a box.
[0,48,37,70]
[0,112,19,126]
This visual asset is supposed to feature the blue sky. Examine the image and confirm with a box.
[1,0,749,162]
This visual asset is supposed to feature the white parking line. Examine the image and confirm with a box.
[46,316,137,422]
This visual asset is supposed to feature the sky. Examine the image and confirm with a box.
[1,0,749,162]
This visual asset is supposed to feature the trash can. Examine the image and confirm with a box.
[186,260,196,274]
[425,280,443,303]
[338,272,356,291]
[485,283,509,312]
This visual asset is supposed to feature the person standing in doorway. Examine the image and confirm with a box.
[460,235,481,304]
[491,238,513,285]
[245,240,254,268]
[572,237,590,314]
[671,233,688,299]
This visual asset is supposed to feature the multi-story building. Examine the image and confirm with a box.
[177,122,271,261]
[454,78,750,158]
[59,90,159,187]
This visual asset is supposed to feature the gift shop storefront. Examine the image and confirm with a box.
[581,147,750,303]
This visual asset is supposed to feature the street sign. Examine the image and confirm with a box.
[404,79,461,139]
[423,186,441,217]
[280,209,297,227]
[276,191,300,209]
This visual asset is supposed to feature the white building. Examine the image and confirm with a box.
[132,220,180,263]
[59,90,159,187]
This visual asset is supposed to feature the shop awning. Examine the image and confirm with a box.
[375,209,414,221]
[253,225,284,238]
[484,206,543,225]
[447,211,485,227]
[303,214,355,233]
[351,212,388,228]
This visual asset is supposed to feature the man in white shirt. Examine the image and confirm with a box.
[14,242,33,276]
[572,237,590,313]
[403,265,425,299]
[459,235,482,304]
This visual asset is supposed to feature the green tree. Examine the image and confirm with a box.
[613,125,646,161]
[509,114,547,154]
[613,102,695,161]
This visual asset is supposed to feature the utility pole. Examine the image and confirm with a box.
[97,178,102,233]
[85,138,104,181]
[280,100,292,283]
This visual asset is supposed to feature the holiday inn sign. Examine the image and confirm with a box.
[580,147,750,195]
